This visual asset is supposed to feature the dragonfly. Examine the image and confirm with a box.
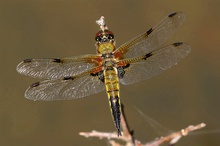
[16,12,191,136]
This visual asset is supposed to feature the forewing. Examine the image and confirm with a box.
[16,54,100,79]
[25,73,105,101]
[114,12,185,59]
[120,43,191,85]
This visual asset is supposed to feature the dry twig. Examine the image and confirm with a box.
[79,105,206,146]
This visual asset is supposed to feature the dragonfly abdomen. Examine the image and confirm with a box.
[104,67,121,136]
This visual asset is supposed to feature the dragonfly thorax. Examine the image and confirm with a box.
[96,42,115,54]
[102,57,116,69]
[104,60,114,67]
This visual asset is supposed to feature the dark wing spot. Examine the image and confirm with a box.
[173,42,183,46]
[90,73,96,77]
[31,82,40,88]
[124,63,130,69]
[168,12,177,18]
[53,58,62,63]
[63,76,74,80]
[143,52,153,60]
[23,58,33,63]
[146,28,153,36]
[146,52,153,58]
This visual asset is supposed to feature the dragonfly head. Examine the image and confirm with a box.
[95,30,115,44]
[95,16,116,53]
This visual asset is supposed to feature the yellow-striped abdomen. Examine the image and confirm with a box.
[104,67,121,136]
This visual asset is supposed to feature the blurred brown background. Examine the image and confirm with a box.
[0,0,219,145]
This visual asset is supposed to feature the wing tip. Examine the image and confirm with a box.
[25,89,37,101]
[16,58,33,74]
[168,12,185,23]
[173,42,191,55]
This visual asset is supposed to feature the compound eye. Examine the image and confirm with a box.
[106,34,114,39]
[95,35,102,42]
[105,30,114,39]
[95,31,103,42]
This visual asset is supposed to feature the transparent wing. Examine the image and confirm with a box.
[25,72,105,101]
[114,12,185,59]
[16,54,101,79]
[120,43,191,85]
